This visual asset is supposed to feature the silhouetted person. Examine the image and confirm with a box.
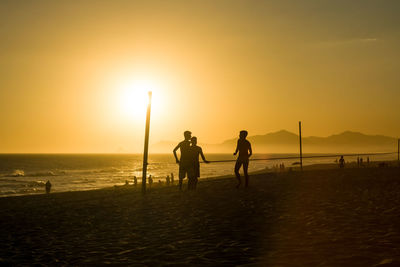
[171,173,174,184]
[149,175,153,188]
[133,176,137,186]
[189,137,210,190]
[360,157,364,167]
[166,175,170,185]
[234,130,252,188]
[173,131,194,190]
[45,180,52,194]
[367,157,370,166]
[125,180,129,185]
[339,156,345,168]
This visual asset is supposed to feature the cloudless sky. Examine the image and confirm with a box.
[1,0,399,153]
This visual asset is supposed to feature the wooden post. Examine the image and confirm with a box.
[299,121,303,171]
[142,91,152,194]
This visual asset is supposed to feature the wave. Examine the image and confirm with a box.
[10,169,25,177]
[28,171,58,177]
[3,169,66,178]
[0,179,45,188]
[2,167,136,178]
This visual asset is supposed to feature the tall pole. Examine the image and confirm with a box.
[398,139,399,162]
[299,121,303,171]
[142,91,152,194]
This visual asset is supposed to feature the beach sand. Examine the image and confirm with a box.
[0,166,399,266]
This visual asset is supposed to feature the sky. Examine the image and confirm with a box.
[1,0,400,153]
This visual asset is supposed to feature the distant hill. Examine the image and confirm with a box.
[150,130,398,153]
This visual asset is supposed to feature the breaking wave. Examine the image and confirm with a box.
[10,170,25,177]
[4,170,65,178]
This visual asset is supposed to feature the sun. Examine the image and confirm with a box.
[116,79,162,121]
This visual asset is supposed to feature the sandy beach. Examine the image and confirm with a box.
[0,165,399,266]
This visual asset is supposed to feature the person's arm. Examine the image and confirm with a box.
[200,148,210,163]
[233,140,239,156]
[248,142,252,158]
[173,143,181,163]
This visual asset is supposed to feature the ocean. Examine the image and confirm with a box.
[0,153,395,197]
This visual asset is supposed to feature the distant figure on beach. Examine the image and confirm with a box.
[360,157,364,167]
[279,163,285,172]
[189,136,210,190]
[45,180,52,194]
[378,162,387,168]
[166,175,170,185]
[233,130,252,188]
[339,156,345,168]
[125,180,129,185]
[148,175,153,187]
[367,157,370,166]
[173,131,194,190]
[133,176,137,186]
[171,173,174,184]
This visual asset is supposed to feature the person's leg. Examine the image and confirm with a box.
[179,167,185,191]
[187,168,195,190]
[194,163,200,190]
[243,160,249,187]
[234,160,242,188]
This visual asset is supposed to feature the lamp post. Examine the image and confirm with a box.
[142,91,152,193]
[299,121,303,171]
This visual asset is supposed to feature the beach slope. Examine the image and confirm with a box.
[0,167,399,266]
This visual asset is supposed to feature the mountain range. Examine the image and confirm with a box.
[150,130,399,153]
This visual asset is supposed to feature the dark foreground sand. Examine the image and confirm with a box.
[1,166,400,266]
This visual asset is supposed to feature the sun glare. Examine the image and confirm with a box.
[116,79,163,121]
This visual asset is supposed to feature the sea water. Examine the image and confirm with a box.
[0,153,395,197]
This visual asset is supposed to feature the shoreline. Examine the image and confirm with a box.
[1,159,399,199]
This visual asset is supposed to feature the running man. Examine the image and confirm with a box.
[233,130,252,188]
[173,130,194,190]
[189,136,210,190]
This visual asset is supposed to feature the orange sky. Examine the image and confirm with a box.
[1,0,400,153]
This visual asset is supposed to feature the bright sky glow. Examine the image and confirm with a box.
[0,0,399,153]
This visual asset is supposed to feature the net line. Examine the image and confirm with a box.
[203,151,397,163]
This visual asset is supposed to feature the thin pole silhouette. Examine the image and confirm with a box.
[398,139,399,162]
[142,91,152,194]
[299,121,303,171]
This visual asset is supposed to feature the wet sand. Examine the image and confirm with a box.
[0,166,399,266]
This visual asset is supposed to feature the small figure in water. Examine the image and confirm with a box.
[133,176,137,186]
[173,131,194,191]
[339,156,345,168]
[189,136,210,190]
[234,130,252,188]
[170,173,174,184]
[45,180,52,194]
[166,175,170,185]
[148,175,153,187]
[125,180,129,186]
